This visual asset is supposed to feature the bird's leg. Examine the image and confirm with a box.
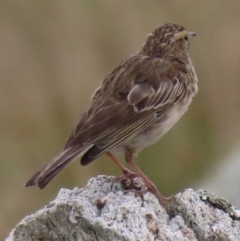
[106,152,136,176]
[106,152,134,176]
[125,150,173,208]
[106,152,141,190]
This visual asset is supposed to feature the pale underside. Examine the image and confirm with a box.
[111,100,191,155]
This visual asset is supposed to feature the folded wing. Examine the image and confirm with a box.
[66,57,187,165]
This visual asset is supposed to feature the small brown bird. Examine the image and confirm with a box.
[25,23,198,207]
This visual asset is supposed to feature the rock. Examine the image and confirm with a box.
[6,175,240,241]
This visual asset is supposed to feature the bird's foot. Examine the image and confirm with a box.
[112,168,173,208]
[112,168,146,191]
[124,185,174,208]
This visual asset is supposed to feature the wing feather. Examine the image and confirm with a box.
[64,56,187,165]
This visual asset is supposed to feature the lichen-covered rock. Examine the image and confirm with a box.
[6,175,240,241]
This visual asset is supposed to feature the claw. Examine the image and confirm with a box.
[112,170,146,191]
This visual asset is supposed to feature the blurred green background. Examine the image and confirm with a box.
[1,1,240,239]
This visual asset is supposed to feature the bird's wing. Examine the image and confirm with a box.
[65,56,188,165]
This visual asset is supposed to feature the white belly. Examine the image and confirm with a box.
[111,101,191,155]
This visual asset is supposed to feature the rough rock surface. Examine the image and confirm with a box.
[6,175,240,241]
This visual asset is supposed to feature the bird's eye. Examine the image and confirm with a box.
[184,35,188,41]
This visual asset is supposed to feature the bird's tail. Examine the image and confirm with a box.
[25,145,92,189]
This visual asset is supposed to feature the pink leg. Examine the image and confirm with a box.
[106,152,135,176]
[125,150,173,208]
[106,152,142,189]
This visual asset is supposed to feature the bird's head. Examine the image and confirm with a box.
[141,23,196,61]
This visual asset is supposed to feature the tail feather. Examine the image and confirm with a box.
[25,145,92,189]
[35,158,75,189]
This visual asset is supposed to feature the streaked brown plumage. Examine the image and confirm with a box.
[25,23,198,207]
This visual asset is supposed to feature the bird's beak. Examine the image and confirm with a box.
[173,31,197,41]
[187,31,197,38]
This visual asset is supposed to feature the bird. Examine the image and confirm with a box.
[25,23,198,207]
